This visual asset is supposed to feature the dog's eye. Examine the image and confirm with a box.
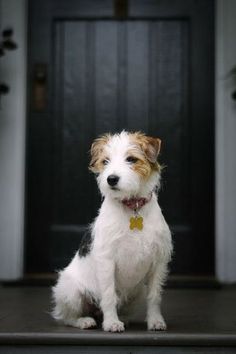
[102,159,109,165]
[126,156,138,164]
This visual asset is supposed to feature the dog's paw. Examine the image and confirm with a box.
[103,319,125,332]
[76,317,97,329]
[147,318,167,331]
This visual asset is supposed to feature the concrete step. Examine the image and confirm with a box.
[0,286,236,353]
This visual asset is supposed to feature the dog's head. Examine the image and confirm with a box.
[89,131,162,199]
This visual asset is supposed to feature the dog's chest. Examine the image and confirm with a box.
[114,229,157,289]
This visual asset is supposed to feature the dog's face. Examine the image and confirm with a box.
[89,131,161,199]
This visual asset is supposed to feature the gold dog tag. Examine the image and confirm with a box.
[129,216,143,231]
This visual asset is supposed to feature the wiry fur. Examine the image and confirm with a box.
[52,131,172,332]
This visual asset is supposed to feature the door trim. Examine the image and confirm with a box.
[2,0,236,283]
[215,0,236,283]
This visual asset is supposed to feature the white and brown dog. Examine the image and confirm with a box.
[52,131,172,332]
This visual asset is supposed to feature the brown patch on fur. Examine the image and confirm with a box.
[126,148,152,179]
[89,134,111,173]
[128,132,162,178]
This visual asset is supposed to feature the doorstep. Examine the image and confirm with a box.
[0,286,236,353]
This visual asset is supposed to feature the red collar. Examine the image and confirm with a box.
[122,193,152,211]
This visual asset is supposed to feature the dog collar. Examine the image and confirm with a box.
[121,193,152,211]
[122,193,152,232]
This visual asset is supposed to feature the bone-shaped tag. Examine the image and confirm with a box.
[129,216,143,231]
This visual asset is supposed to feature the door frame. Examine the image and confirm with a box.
[215,0,236,283]
[3,0,236,283]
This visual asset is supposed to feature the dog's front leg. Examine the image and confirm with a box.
[146,262,168,331]
[97,258,124,332]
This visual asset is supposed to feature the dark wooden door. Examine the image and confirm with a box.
[26,0,214,275]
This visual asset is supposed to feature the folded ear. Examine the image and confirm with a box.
[143,137,161,163]
[89,134,110,173]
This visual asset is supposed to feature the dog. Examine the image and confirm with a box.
[52,131,172,332]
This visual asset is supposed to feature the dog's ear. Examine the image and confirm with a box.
[143,136,161,163]
[89,134,110,173]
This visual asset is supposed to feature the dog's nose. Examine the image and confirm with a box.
[107,174,120,186]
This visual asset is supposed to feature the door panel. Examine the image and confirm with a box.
[26,0,214,275]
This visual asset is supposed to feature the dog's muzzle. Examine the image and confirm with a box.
[107,174,120,187]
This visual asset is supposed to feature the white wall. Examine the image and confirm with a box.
[216,0,236,283]
[0,0,27,279]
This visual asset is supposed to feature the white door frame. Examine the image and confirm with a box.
[215,0,236,283]
[0,0,236,283]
